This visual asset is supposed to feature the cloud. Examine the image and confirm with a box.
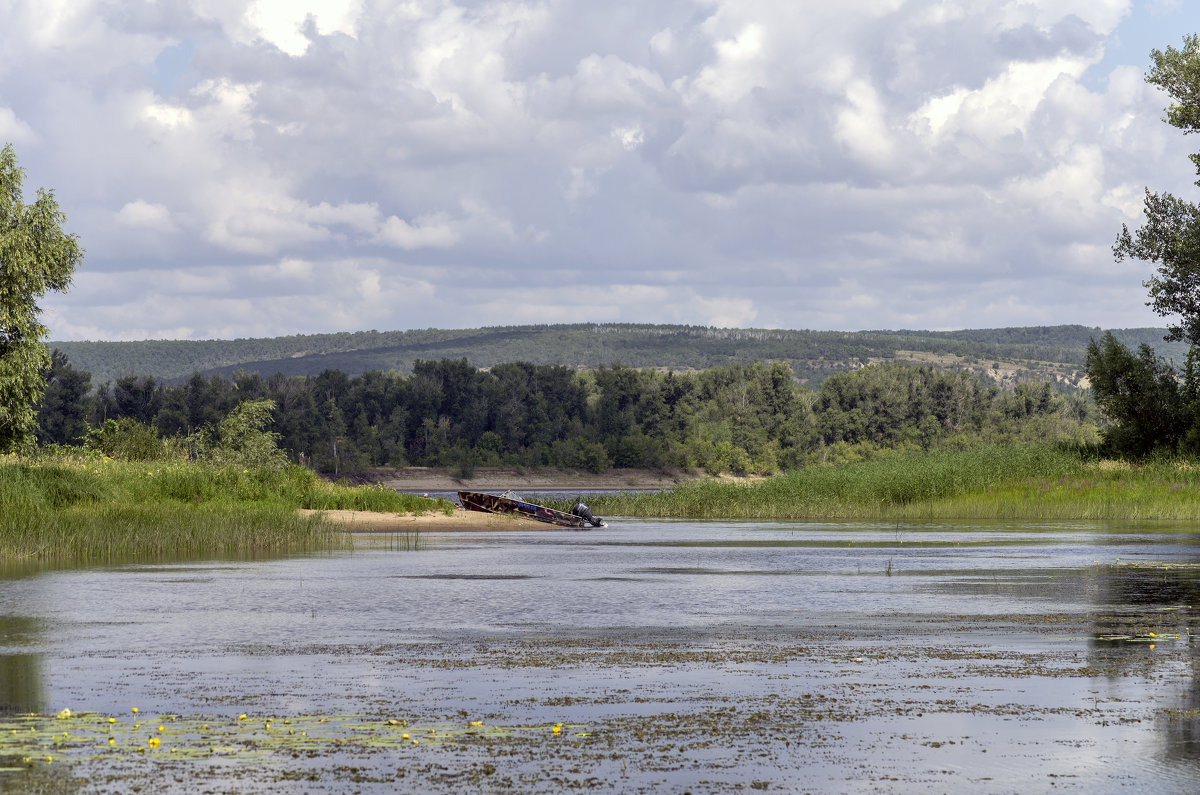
[115,200,176,232]
[5,0,1185,341]
[0,107,35,143]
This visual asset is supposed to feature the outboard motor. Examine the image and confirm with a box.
[571,501,603,527]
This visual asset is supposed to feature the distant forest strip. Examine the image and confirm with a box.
[38,353,1097,476]
[46,323,1183,387]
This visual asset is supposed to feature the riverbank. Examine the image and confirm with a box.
[580,445,1200,521]
[369,466,697,492]
[0,452,455,561]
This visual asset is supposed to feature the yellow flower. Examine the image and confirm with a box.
[108,738,115,746]
[131,707,138,713]
[401,734,409,740]
[107,718,115,724]
[147,737,159,748]
[238,713,247,721]
[157,726,164,732]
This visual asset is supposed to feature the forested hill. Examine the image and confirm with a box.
[48,323,1186,388]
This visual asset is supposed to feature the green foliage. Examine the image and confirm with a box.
[0,144,84,451]
[578,444,1200,521]
[1086,333,1185,456]
[1113,35,1200,346]
[1093,36,1200,457]
[0,450,452,562]
[36,350,91,444]
[84,418,180,462]
[45,353,1096,476]
[204,398,288,471]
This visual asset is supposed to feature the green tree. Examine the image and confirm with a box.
[36,349,92,445]
[1115,35,1200,344]
[1085,332,1184,456]
[196,399,288,470]
[0,144,83,450]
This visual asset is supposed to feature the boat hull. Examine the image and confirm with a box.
[457,491,594,529]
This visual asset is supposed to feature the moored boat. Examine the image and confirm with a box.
[457,491,605,529]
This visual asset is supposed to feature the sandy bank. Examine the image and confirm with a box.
[301,507,573,532]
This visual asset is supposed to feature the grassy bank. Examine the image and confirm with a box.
[574,445,1200,521]
[0,451,452,562]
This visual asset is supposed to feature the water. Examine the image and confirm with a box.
[2,519,1199,792]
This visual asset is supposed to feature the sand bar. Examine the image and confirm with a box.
[301,507,574,532]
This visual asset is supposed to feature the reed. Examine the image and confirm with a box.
[0,451,451,562]
[579,445,1200,521]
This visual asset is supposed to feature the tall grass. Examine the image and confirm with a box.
[0,451,452,563]
[578,445,1200,520]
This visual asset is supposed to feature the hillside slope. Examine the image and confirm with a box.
[48,323,1185,387]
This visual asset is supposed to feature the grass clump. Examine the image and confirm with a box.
[580,444,1200,521]
[0,449,451,563]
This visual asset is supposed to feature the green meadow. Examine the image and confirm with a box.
[575,445,1200,522]
[0,450,452,562]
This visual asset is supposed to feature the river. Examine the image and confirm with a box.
[2,519,1199,792]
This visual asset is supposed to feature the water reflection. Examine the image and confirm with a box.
[0,617,44,715]
[1089,561,1200,765]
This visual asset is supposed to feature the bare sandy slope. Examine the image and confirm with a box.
[300,507,566,532]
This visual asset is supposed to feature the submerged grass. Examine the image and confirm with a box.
[0,451,453,562]
[578,445,1200,521]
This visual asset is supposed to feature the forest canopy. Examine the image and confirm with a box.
[38,354,1094,476]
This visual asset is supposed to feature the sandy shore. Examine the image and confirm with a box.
[301,507,574,532]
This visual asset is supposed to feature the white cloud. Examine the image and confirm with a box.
[375,213,460,250]
[0,107,35,142]
[115,200,176,232]
[3,0,1184,341]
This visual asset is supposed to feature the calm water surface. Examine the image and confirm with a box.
[2,519,1199,792]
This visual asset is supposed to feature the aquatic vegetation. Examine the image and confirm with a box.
[0,451,452,561]
[0,710,587,771]
[575,445,1200,520]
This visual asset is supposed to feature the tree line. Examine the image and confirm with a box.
[37,351,1093,475]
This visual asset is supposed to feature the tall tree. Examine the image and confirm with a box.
[36,349,92,445]
[0,144,83,450]
[1114,35,1200,344]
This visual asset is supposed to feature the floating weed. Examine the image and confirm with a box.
[0,711,590,770]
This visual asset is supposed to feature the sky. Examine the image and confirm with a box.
[4,0,1200,341]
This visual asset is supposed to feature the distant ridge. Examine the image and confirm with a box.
[47,323,1185,388]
